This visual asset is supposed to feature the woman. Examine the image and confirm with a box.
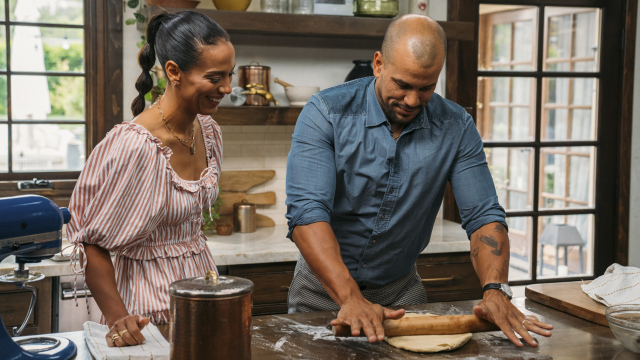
[67,11,234,347]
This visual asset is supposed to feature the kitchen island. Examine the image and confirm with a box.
[48,298,636,359]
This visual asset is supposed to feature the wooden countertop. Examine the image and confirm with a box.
[52,297,637,359]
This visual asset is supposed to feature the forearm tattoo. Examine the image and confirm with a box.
[479,234,503,256]
[493,224,507,234]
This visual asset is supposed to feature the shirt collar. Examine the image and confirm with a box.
[366,78,430,130]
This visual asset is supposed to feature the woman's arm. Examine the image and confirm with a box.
[84,244,149,347]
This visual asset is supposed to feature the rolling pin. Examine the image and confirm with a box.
[332,314,500,337]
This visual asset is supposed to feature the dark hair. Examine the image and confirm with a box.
[131,11,231,117]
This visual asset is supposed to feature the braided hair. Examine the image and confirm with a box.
[131,11,231,117]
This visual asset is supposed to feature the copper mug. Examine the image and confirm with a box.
[169,271,253,360]
[238,61,271,106]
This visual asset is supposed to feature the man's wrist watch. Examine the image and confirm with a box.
[482,282,513,299]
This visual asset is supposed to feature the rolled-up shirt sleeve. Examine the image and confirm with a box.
[449,113,508,238]
[285,95,336,239]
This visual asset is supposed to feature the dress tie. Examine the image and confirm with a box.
[65,243,90,314]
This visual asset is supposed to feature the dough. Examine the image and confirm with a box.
[384,313,473,353]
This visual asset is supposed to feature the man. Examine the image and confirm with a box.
[285,15,553,347]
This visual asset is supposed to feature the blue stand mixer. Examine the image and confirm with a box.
[0,195,77,359]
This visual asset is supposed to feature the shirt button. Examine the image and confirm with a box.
[389,188,395,194]
[372,240,376,244]
[362,263,367,268]
[380,214,386,220]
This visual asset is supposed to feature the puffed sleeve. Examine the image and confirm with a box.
[67,125,169,252]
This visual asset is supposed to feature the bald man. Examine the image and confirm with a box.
[285,15,553,346]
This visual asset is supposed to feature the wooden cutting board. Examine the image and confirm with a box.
[525,281,608,326]
[217,170,277,227]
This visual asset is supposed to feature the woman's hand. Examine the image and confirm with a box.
[106,315,150,347]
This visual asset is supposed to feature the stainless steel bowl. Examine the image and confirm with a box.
[605,304,640,354]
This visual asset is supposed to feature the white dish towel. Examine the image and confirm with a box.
[83,321,170,360]
[581,263,640,306]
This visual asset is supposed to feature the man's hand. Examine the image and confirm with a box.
[330,296,405,343]
[473,290,553,347]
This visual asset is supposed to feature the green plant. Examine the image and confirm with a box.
[125,0,147,29]
[202,190,224,232]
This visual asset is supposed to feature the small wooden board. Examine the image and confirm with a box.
[525,281,608,326]
[219,170,276,192]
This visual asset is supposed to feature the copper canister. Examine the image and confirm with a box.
[238,61,270,106]
[169,271,253,360]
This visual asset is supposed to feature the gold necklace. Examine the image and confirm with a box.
[156,96,196,155]
[393,133,400,141]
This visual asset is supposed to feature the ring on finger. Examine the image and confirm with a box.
[111,334,121,343]
[118,329,129,337]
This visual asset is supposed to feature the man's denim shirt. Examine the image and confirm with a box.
[285,77,507,286]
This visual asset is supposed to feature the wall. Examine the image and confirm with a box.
[629,3,640,268]
[122,0,448,225]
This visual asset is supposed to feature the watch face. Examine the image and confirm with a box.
[501,283,513,297]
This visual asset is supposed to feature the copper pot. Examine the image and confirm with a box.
[169,271,253,360]
[238,61,271,106]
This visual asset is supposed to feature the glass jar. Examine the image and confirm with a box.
[291,0,314,14]
[353,0,399,18]
[262,0,288,13]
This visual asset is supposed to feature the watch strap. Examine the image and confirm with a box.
[482,283,503,293]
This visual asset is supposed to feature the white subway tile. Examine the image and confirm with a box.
[264,133,293,145]
[242,144,287,156]
[219,125,243,133]
[264,156,289,168]
[264,126,287,133]
[242,125,266,133]
[223,145,243,157]
[221,157,265,170]
[223,133,264,145]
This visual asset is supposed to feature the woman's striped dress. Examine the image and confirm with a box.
[66,114,222,325]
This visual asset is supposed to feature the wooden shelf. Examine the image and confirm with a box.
[213,106,302,126]
[145,7,474,42]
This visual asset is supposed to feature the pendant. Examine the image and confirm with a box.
[190,143,195,155]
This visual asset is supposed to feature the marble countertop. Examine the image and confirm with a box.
[0,219,469,277]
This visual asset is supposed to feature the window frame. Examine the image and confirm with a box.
[446,0,634,284]
[0,0,122,182]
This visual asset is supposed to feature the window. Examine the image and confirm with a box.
[0,0,87,180]
[478,5,601,282]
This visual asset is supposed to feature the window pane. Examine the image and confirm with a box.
[12,123,85,171]
[11,75,84,121]
[507,216,533,281]
[0,124,6,171]
[513,21,533,65]
[478,77,535,142]
[545,7,601,72]
[0,28,6,71]
[478,5,537,71]
[0,0,5,21]
[543,77,597,141]
[0,75,7,120]
[547,15,571,59]
[10,0,84,25]
[492,23,511,64]
[538,214,594,278]
[573,12,597,58]
[11,26,84,72]
[540,146,595,209]
[485,147,533,211]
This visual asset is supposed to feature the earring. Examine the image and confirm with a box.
[173,81,177,86]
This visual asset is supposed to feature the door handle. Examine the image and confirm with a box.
[280,286,290,291]
[421,275,460,286]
